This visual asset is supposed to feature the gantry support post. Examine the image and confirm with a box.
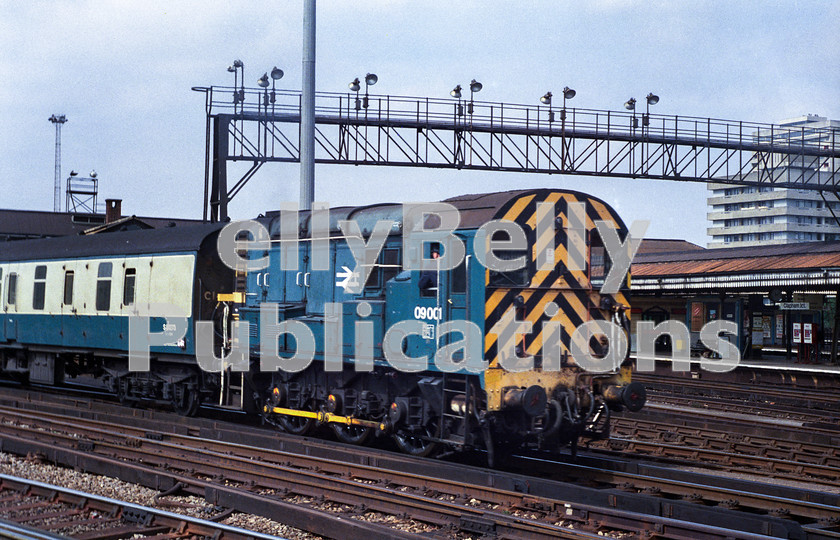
[210,115,230,222]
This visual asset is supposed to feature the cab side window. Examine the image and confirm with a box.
[365,247,401,294]
[487,231,529,287]
[451,259,467,293]
[382,248,400,285]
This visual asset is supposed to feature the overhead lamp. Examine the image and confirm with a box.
[90,170,97,178]
[349,78,362,110]
[540,92,555,123]
[228,60,244,105]
[643,93,658,128]
[561,87,575,122]
[362,73,378,109]
[450,85,462,99]
[467,80,482,115]
[257,73,269,88]
[70,170,78,176]
[268,67,283,104]
[624,98,636,111]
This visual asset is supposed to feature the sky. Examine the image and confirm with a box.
[1,1,837,247]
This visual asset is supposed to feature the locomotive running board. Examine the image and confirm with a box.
[265,406,385,431]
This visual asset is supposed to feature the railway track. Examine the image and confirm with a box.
[586,416,840,488]
[642,393,839,425]
[633,372,840,416]
[0,403,754,540]
[0,389,838,538]
[0,473,278,540]
[626,405,840,446]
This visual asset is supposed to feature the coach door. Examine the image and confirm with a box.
[59,263,77,347]
[3,265,19,341]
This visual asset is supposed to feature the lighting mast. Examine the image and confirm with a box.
[48,114,67,212]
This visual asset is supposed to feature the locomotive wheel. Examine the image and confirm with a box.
[393,425,438,457]
[278,407,316,435]
[173,385,200,417]
[331,424,373,445]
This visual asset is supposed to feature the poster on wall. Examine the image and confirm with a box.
[752,315,764,347]
[762,316,772,339]
[691,303,704,332]
[804,323,813,344]
[793,322,802,344]
[775,314,784,340]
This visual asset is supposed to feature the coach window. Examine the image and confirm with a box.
[63,271,74,305]
[7,273,17,306]
[96,262,113,311]
[123,268,136,306]
[32,265,47,310]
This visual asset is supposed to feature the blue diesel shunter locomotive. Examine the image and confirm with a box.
[246,189,645,458]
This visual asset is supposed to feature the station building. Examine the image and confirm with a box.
[630,239,840,364]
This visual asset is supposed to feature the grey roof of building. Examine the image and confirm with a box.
[0,209,201,239]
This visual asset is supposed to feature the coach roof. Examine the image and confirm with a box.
[0,223,225,262]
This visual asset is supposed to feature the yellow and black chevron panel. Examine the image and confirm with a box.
[482,189,631,411]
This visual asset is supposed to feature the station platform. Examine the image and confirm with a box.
[633,353,840,375]
[737,355,840,375]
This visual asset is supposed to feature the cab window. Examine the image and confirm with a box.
[487,230,528,287]
[589,241,611,290]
